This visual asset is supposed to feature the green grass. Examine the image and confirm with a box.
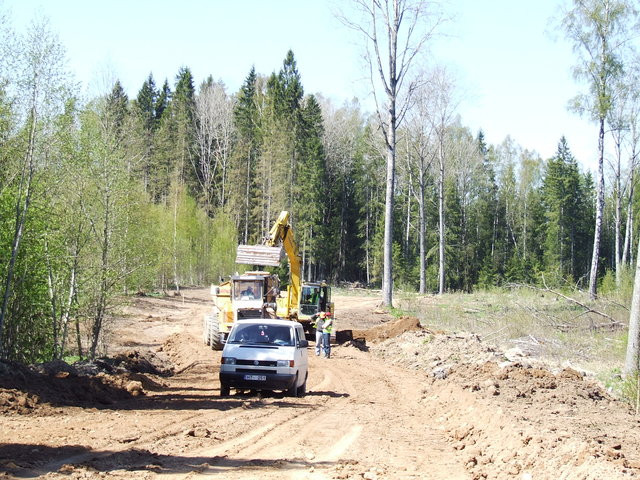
[63,355,81,364]
[395,286,630,380]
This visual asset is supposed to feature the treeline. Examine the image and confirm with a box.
[0,19,630,363]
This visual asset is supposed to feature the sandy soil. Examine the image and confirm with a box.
[1,288,640,479]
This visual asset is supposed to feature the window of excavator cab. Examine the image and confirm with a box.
[235,281,262,300]
[301,286,320,305]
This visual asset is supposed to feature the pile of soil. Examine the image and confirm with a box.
[0,349,173,414]
[370,329,502,373]
[362,328,640,479]
[349,315,424,343]
[158,332,204,372]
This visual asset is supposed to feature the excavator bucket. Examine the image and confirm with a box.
[235,245,284,267]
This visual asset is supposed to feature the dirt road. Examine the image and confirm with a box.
[2,288,640,479]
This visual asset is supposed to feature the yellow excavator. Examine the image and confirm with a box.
[203,211,333,350]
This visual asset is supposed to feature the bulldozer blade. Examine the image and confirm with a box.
[235,245,284,266]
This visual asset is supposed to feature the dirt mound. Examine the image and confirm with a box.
[0,367,132,414]
[158,332,205,371]
[0,349,174,414]
[421,360,640,479]
[363,328,640,478]
[371,329,501,373]
[349,315,424,343]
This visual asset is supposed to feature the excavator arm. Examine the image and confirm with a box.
[266,211,302,309]
[234,211,302,319]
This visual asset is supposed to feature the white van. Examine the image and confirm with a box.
[219,319,309,397]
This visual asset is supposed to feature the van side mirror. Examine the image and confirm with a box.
[298,339,309,348]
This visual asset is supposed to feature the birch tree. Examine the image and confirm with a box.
[0,17,71,359]
[194,78,236,214]
[560,0,639,299]
[405,81,437,294]
[340,0,447,306]
[424,66,459,294]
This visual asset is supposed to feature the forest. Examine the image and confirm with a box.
[0,2,638,364]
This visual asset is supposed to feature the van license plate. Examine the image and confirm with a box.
[244,374,266,381]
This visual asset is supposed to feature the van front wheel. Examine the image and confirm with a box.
[286,374,299,397]
[220,383,230,396]
[297,374,307,397]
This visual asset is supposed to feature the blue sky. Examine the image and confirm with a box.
[4,0,597,171]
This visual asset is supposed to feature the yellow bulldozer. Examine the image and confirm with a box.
[203,211,334,350]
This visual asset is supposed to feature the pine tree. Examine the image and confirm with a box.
[128,75,157,197]
[172,67,197,187]
[104,80,128,144]
[542,137,593,284]
[155,79,170,123]
[268,51,304,207]
[231,66,261,242]
[471,130,500,287]
[296,94,330,280]
[135,74,156,131]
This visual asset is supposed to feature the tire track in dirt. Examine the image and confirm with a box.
[157,358,359,479]
[156,347,469,480]
[1,289,472,480]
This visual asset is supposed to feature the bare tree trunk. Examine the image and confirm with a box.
[419,182,426,295]
[59,261,77,359]
[45,238,59,358]
[382,122,396,306]
[438,139,445,295]
[589,118,606,299]
[173,185,180,293]
[615,141,622,286]
[623,182,633,266]
[405,175,411,258]
[366,199,371,285]
[75,315,83,360]
[244,151,251,243]
[624,234,640,376]
[89,207,110,358]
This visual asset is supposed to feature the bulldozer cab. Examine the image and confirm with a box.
[299,283,331,318]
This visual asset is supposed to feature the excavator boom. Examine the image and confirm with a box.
[265,212,302,308]
[235,211,302,319]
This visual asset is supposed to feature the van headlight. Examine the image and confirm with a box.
[277,360,294,367]
[222,357,236,365]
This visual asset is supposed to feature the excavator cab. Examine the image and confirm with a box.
[298,282,332,319]
[207,211,333,343]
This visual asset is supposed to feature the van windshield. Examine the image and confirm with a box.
[228,324,294,346]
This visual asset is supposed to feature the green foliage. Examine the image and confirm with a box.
[0,189,54,362]
[600,267,634,305]
[0,24,636,364]
[209,210,238,283]
[605,369,640,412]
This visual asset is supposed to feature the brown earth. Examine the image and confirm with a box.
[1,288,640,479]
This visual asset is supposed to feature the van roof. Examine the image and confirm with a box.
[234,318,301,327]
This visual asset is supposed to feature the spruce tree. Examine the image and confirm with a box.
[297,94,330,280]
[542,137,592,284]
[232,66,261,242]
